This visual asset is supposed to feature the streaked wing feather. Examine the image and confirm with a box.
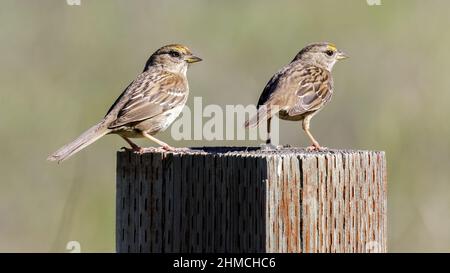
[288,66,332,116]
[105,81,134,116]
[108,71,187,128]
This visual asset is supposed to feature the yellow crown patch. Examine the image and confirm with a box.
[169,44,191,54]
[327,44,337,52]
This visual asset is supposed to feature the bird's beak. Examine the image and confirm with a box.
[185,55,202,63]
[337,51,349,60]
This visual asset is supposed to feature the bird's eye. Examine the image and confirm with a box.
[325,50,334,57]
[169,51,181,58]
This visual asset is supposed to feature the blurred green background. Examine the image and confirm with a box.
[1,0,449,252]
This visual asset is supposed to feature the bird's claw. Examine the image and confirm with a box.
[163,146,191,152]
[136,146,190,153]
[162,145,175,151]
[121,146,144,154]
[306,144,328,152]
[122,145,190,154]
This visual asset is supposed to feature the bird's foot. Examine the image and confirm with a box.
[162,144,175,151]
[306,143,328,152]
[172,147,191,152]
[123,145,191,153]
[121,146,144,154]
[144,145,189,152]
[138,146,166,153]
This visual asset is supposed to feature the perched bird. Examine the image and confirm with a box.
[245,42,348,150]
[48,44,202,163]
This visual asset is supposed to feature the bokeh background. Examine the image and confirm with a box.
[1,0,449,252]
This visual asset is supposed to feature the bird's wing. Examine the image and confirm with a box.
[287,66,333,116]
[108,70,187,129]
[257,64,332,114]
[256,66,290,107]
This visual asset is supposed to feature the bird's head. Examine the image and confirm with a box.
[145,44,202,74]
[292,42,348,71]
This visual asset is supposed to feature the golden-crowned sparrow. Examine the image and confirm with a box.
[245,42,348,150]
[48,44,202,162]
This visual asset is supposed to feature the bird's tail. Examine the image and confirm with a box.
[244,105,273,128]
[47,120,111,163]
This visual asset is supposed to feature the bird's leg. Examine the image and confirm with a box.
[302,116,326,151]
[120,136,143,153]
[266,117,272,145]
[261,118,278,150]
[142,132,175,151]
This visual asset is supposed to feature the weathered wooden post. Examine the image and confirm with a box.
[116,147,387,253]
